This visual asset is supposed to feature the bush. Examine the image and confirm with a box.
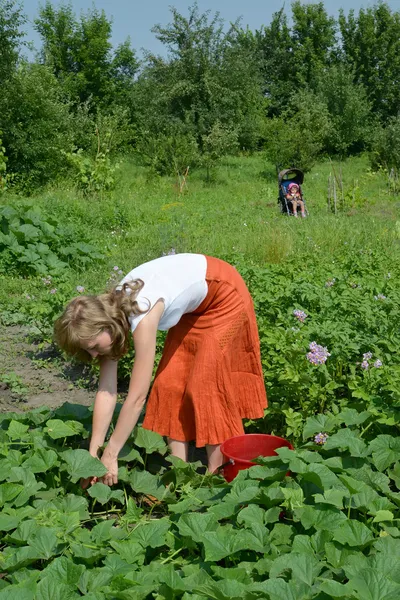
[0,203,104,276]
[315,64,372,156]
[0,63,74,189]
[136,131,200,176]
[264,91,332,171]
[369,116,400,172]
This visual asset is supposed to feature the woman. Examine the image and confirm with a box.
[54,253,267,486]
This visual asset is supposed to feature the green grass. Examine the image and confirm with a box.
[1,153,399,307]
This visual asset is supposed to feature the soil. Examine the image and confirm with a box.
[0,324,208,464]
[0,324,96,413]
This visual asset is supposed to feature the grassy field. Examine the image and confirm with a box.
[2,153,399,299]
[1,155,400,597]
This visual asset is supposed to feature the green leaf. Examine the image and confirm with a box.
[373,510,394,523]
[270,552,322,586]
[0,586,35,600]
[45,420,85,439]
[133,427,167,454]
[91,519,116,545]
[323,429,367,457]
[61,450,108,483]
[237,505,265,527]
[7,420,29,440]
[333,520,374,547]
[250,578,305,600]
[349,568,400,600]
[0,482,24,506]
[318,579,352,598]
[27,527,60,559]
[296,505,347,532]
[36,577,80,600]
[87,483,125,505]
[303,414,338,440]
[314,489,347,509]
[177,513,219,542]
[130,518,171,548]
[110,540,145,565]
[129,469,166,500]
[369,436,400,471]
[0,513,20,531]
[41,556,86,587]
[23,448,58,473]
[337,408,371,426]
[301,463,342,490]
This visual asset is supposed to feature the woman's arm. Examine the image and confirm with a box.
[100,300,164,485]
[89,357,118,457]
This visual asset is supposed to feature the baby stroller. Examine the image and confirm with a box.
[278,168,308,216]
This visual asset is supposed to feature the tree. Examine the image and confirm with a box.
[246,8,294,117]
[0,0,25,85]
[134,3,263,153]
[0,63,74,186]
[315,64,372,155]
[291,1,338,86]
[34,1,138,108]
[339,2,400,120]
[264,90,332,172]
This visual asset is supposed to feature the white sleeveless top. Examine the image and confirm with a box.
[118,253,208,332]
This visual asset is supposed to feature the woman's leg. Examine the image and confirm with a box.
[206,443,224,473]
[167,438,189,461]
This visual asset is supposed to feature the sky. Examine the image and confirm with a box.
[22,0,400,59]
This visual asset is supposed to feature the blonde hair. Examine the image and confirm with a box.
[54,280,146,362]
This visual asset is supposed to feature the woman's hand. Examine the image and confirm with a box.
[99,447,119,486]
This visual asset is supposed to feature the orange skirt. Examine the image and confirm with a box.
[142,256,268,447]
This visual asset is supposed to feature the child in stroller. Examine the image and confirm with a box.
[285,183,306,218]
[277,168,308,217]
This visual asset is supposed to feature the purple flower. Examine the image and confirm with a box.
[325,279,335,288]
[113,266,119,271]
[307,342,331,365]
[293,309,307,323]
[49,288,57,294]
[42,276,52,286]
[76,285,85,293]
[361,360,369,370]
[374,359,383,368]
[314,432,329,445]
[363,352,372,360]
[162,248,177,256]
[24,293,31,300]
[118,270,124,276]
[374,294,387,301]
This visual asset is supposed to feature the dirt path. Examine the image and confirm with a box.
[0,324,95,412]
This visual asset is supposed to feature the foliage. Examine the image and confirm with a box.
[0,0,25,85]
[314,64,372,156]
[202,122,239,182]
[0,403,399,597]
[369,116,400,172]
[34,1,138,108]
[0,203,104,277]
[290,0,338,87]
[239,246,400,441]
[0,131,10,193]
[65,149,119,195]
[136,131,200,176]
[264,90,332,171]
[134,3,263,154]
[339,2,400,121]
[0,63,74,188]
